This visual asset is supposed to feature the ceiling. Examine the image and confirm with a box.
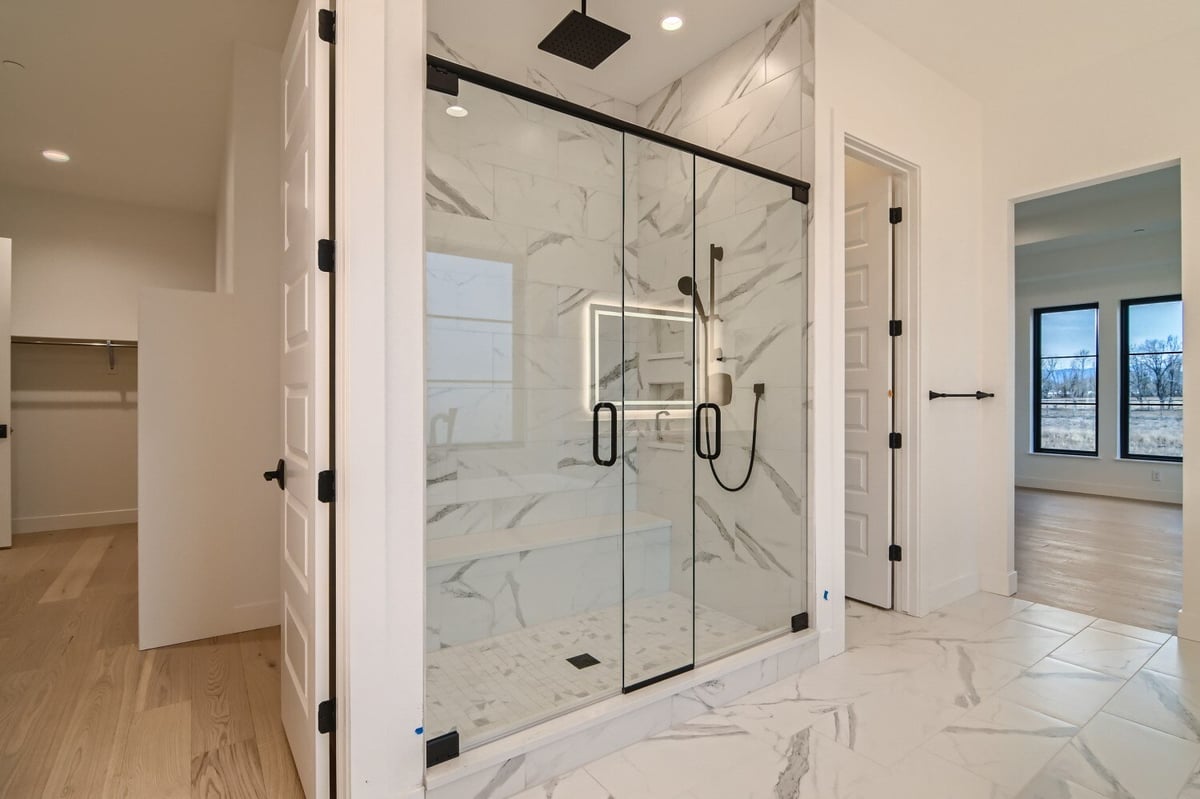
[0,0,296,214]
[1015,166,1180,276]
[428,0,799,105]
[825,0,1200,99]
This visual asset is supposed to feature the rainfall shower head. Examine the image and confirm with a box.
[677,276,708,323]
[538,1,631,70]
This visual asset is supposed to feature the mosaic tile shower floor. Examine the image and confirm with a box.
[425,592,768,745]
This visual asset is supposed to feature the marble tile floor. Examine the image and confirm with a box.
[511,593,1200,799]
[426,593,766,747]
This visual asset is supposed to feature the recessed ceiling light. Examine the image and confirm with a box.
[42,149,70,163]
[660,15,684,32]
[446,104,469,118]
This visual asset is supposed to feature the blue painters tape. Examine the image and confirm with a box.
[823,590,829,600]
[415,727,424,735]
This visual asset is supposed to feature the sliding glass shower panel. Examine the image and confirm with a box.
[620,136,696,689]
[423,81,624,748]
[692,160,809,663]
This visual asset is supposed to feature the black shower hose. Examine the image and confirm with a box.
[703,389,762,492]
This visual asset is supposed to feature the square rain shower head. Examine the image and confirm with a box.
[538,8,631,69]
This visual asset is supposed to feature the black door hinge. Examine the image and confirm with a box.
[318,470,336,503]
[791,612,809,632]
[318,9,336,44]
[889,320,903,337]
[889,207,903,224]
[889,544,902,562]
[888,432,902,449]
[317,698,336,733]
[318,239,335,273]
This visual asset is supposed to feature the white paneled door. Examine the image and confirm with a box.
[278,2,332,796]
[844,159,893,608]
[0,239,10,549]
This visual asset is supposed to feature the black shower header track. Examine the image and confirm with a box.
[426,55,811,204]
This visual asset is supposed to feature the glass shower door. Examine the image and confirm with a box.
[423,80,626,748]
[620,135,696,690]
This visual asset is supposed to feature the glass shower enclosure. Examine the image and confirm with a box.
[423,57,810,756]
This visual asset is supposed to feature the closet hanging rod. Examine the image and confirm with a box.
[12,336,137,348]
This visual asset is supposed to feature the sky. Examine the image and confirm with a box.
[1040,300,1182,357]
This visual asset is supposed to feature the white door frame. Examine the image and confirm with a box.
[336,0,428,797]
[842,135,922,616]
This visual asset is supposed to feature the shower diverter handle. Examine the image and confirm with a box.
[592,402,618,467]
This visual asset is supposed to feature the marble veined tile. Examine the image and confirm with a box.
[1050,628,1161,680]
[1018,773,1108,799]
[1013,605,1096,635]
[1146,637,1200,682]
[1104,668,1200,742]
[512,769,611,799]
[1038,712,1200,799]
[942,593,1034,628]
[965,619,1073,668]
[1181,766,1200,799]
[849,749,1011,799]
[896,644,1025,711]
[1087,618,1171,645]
[812,687,967,766]
[998,658,1124,727]
[923,697,1077,792]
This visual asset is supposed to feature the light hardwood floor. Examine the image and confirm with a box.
[1015,487,1183,634]
[0,524,305,798]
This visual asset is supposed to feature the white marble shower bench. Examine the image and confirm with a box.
[425,510,671,567]
[425,511,674,651]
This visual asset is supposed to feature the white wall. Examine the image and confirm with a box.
[0,186,214,341]
[976,27,1200,637]
[814,0,985,643]
[138,42,282,648]
[0,173,215,535]
[1015,234,1182,503]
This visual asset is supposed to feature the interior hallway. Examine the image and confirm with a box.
[513,593,1200,798]
[0,525,303,797]
[1016,488,1183,634]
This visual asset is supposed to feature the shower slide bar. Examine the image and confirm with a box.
[426,55,812,204]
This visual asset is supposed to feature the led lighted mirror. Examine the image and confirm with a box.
[589,302,693,412]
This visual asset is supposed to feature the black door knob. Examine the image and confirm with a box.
[263,459,286,490]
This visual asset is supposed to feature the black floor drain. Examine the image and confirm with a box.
[567,653,600,669]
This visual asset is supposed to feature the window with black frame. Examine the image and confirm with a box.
[1033,304,1099,455]
[1121,295,1183,462]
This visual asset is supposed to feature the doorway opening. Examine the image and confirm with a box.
[1012,164,1183,635]
[842,139,918,614]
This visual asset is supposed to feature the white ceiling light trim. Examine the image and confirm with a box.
[660,15,684,31]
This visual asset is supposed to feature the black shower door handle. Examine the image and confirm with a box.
[696,402,721,460]
[592,402,618,466]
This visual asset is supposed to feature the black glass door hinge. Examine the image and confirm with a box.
[889,207,903,224]
[318,470,336,503]
[889,544,903,562]
[791,612,809,632]
[318,9,336,44]
[888,432,902,449]
[318,239,335,273]
[427,730,460,767]
[889,320,903,337]
[317,698,336,734]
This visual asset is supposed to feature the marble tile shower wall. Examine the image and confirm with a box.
[632,2,814,636]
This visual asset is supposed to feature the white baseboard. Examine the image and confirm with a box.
[926,572,980,613]
[1016,476,1182,505]
[14,508,138,535]
[979,569,1019,597]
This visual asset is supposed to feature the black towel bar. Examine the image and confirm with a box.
[929,391,995,401]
